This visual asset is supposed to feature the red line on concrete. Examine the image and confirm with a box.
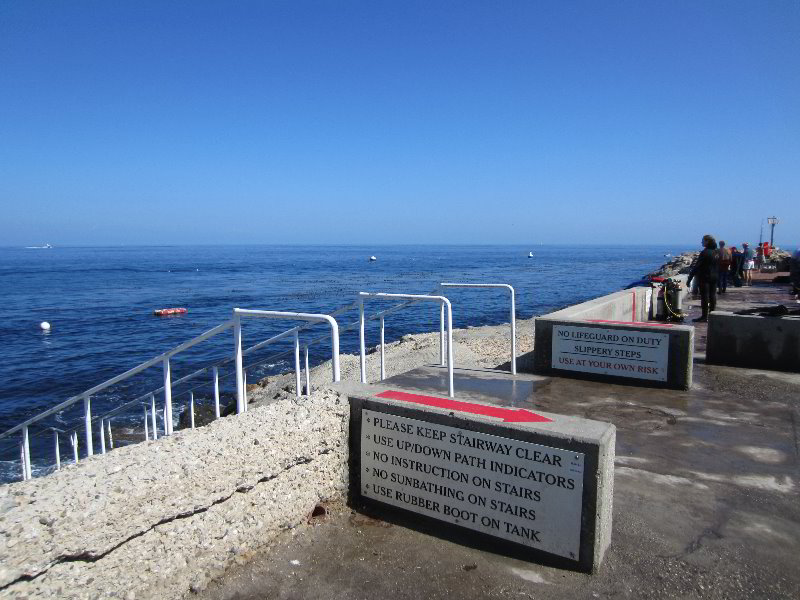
[375,390,552,423]
[586,319,674,327]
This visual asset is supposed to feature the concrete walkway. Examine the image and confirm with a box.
[200,275,800,600]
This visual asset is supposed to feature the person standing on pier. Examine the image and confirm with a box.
[717,240,731,293]
[730,246,743,287]
[742,242,756,286]
[687,234,720,322]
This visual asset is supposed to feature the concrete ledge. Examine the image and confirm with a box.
[541,276,690,324]
[347,393,615,572]
[533,318,694,390]
[0,392,349,599]
[707,311,800,372]
[545,287,653,323]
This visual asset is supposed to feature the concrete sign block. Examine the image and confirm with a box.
[552,324,669,382]
[534,318,693,390]
[349,391,615,572]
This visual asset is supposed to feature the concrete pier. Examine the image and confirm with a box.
[198,275,800,600]
[2,272,799,599]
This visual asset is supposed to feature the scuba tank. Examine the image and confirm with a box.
[660,278,685,322]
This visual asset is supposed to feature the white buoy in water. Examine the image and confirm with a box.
[40,321,51,331]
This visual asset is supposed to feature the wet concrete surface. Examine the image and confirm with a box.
[379,365,549,407]
[199,277,800,600]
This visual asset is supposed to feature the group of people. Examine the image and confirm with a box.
[686,235,757,322]
[716,240,757,291]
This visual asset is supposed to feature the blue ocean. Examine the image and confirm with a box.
[0,245,673,482]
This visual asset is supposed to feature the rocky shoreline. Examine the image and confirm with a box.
[647,251,698,278]
[646,246,794,279]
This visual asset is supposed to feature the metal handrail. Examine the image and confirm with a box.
[69,293,441,458]
[0,320,234,442]
[2,309,344,481]
[439,283,516,374]
[232,309,341,414]
[358,292,454,397]
[79,302,399,450]
[3,281,513,482]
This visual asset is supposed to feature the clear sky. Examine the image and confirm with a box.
[1,1,798,247]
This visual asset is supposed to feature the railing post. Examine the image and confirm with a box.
[445,299,454,397]
[359,297,367,384]
[243,370,248,411]
[213,366,220,419]
[509,286,517,375]
[440,302,446,366]
[22,425,32,480]
[54,430,61,471]
[100,419,107,454]
[83,395,93,457]
[20,442,27,481]
[380,315,386,381]
[304,346,310,395]
[163,358,173,435]
[233,311,245,414]
[150,394,158,440]
[294,331,301,398]
[189,392,195,429]
[107,420,113,449]
[70,431,79,463]
[330,320,340,383]
[144,408,150,440]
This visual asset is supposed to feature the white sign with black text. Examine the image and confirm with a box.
[552,324,669,382]
[360,409,585,560]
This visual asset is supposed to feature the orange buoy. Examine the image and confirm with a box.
[153,307,188,316]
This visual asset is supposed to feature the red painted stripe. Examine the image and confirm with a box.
[586,319,674,328]
[375,390,552,423]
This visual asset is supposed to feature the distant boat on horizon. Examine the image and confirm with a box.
[369,255,377,262]
[25,243,53,249]
[528,251,534,258]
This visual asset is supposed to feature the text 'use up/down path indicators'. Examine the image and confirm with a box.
[361,408,585,559]
[349,385,615,571]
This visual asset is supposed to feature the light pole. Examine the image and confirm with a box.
[767,216,779,247]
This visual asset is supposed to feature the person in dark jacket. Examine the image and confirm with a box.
[730,246,743,287]
[686,234,720,322]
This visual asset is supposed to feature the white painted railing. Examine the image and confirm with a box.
[231,308,341,414]
[0,309,342,481]
[1,281,516,482]
[439,283,516,374]
[358,292,454,397]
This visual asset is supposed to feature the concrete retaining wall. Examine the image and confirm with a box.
[707,311,800,372]
[544,286,653,323]
[0,392,349,599]
[520,276,693,389]
[542,276,690,324]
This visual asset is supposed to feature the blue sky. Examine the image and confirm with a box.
[1,1,798,247]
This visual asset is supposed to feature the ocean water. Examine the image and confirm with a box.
[0,244,673,482]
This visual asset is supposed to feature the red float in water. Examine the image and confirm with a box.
[153,307,188,316]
